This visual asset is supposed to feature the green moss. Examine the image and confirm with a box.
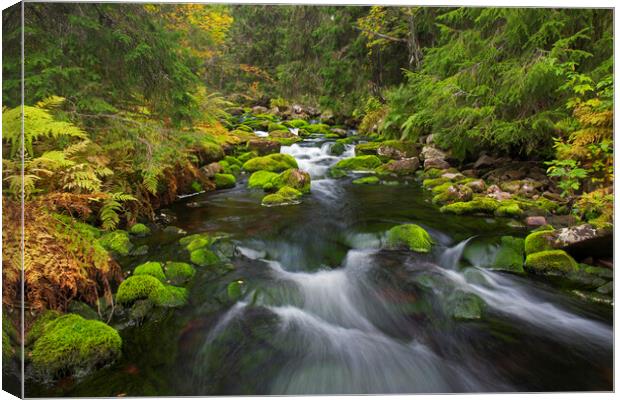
[431,182,454,195]
[268,122,288,132]
[262,186,303,206]
[440,197,500,215]
[186,236,211,252]
[133,261,166,282]
[237,151,258,163]
[352,176,380,185]
[200,141,225,160]
[227,280,244,301]
[248,170,279,190]
[190,248,220,266]
[492,236,525,273]
[495,203,523,217]
[272,136,302,146]
[284,119,309,128]
[445,291,484,320]
[191,180,203,192]
[423,177,449,189]
[306,123,332,134]
[116,275,188,307]
[98,230,132,256]
[273,168,311,193]
[242,153,298,172]
[330,142,345,156]
[30,314,121,377]
[386,224,434,253]
[524,229,555,254]
[525,250,578,273]
[235,124,254,133]
[421,168,445,179]
[26,310,61,346]
[336,136,358,145]
[179,233,213,247]
[165,262,196,285]
[331,155,382,172]
[129,223,151,237]
[355,142,381,156]
[214,173,236,189]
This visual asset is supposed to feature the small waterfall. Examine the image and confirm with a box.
[438,237,475,269]
[280,142,354,179]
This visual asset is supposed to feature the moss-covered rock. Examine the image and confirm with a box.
[179,233,213,248]
[261,186,303,207]
[352,176,380,185]
[268,122,288,132]
[440,197,500,215]
[30,314,121,378]
[190,248,220,267]
[306,123,332,135]
[237,151,258,163]
[445,291,484,320]
[227,280,245,301]
[98,230,133,256]
[284,119,309,129]
[330,142,345,156]
[376,140,418,159]
[355,142,381,156]
[492,236,525,274]
[214,173,236,189]
[273,168,311,193]
[133,261,166,282]
[116,275,188,307]
[495,203,523,217]
[524,229,555,254]
[129,223,151,237]
[386,224,434,253]
[329,155,383,177]
[431,185,473,205]
[525,250,578,273]
[422,177,450,189]
[375,158,419,176]
[165,262,196,285]
[248,170,279,190]
[242,153,298,172]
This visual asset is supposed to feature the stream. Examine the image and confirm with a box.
[30,133,613,396]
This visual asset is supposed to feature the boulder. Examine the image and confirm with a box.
[242,153,298,173]
[420,146,446,161]
[330,128,348,138]
[466,179,486,193]
[200,162,223,179]
[386,224,434,253]
[273,168,311,193]
[261,186,303,207]
[432,185,473,205]
[376,157,419,176]
[377,140,418,160]
[486,185,512,201]
[246,139,281,156]
[554,224,613,259]
[252,105,268,114]
[424,158,450,170]
[441,172,465,181]
[525,250,578,273]
[525,216,547,227]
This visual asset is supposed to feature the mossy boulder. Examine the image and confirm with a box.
[354,142,381,156]
[440,197,500,215]
[133,261,166,282]
[386,224,434,253]
[190,248,220,267]
[376,140,418,160]
[99,230,133,256]
[492,236,525,274]
[273,168,311,193]
[375,158,419,176]
[330,142,346,156]
[444,291,484,320]
[524,229,555,254]
[262,186,303,207]
[352,176,380,185]
[30,314,121,378]
[165,262,196,285]
[422,177,450,189]
[495,203,523,217]
[248,170,279,190]
[524,250,578,273]
[214,173,236,189]
[329,155,383,177]
[116,275,188,307]
[305,123,332,135]
[431,185,473,205]
[242,153,298,172]
[129,223,151,237]
[179,233,214,250]
[237,151,258,163]
[284,119,309,128]
[268,122,288,132]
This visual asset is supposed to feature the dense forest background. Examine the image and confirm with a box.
[1,4,613,311]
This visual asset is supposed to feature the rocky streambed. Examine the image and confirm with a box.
[21,110,613,396]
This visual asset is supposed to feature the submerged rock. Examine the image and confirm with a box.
[352,176,380,185]
[329,142,346,156]
[491,236,525,274]
[444,290,484,321]
[386,224,434,253]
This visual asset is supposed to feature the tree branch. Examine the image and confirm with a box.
[353,25,407,43]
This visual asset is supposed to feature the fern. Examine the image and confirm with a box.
[99,192,137,231]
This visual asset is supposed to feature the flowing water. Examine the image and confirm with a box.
[30,134,613,396]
